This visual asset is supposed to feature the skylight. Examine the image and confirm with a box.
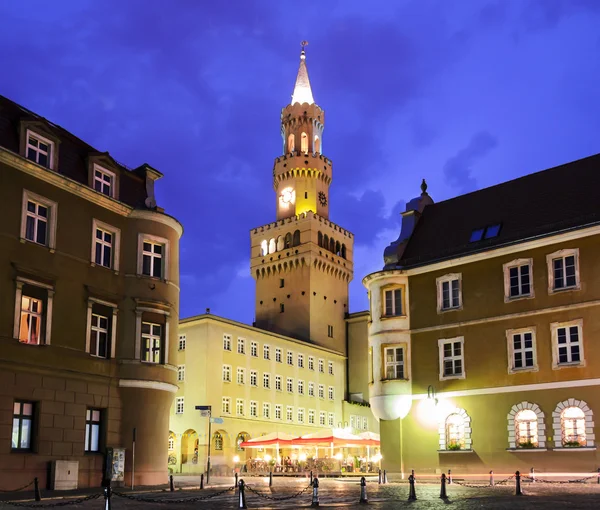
[470,224,501,243]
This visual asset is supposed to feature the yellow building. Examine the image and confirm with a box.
[169,46,378,476]
[365,161,600,476]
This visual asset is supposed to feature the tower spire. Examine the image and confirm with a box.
[291,41,314,105]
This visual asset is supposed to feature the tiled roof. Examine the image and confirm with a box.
[398,153,600,268]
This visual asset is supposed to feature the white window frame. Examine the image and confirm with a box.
[137,233,170,280]
[21,190,58,250]
[362,417,368,430]
[263,372,271,389]
[92,164,116,198]
[328,412,334,427]
[222,397,231,415]
[506,327,538,374]
[286,377,294,393]
[318,384,325,399]
[287,350,293,365]
[237,338,246,354]
[84,297,118,359]
[236,398,244,416]
[507,402,546,449]
[308,409,315,425]
[547,249,580,293]
[436,273,462,313]
[175,397,184,414]
[298,353,304,368]
[438,337,465,381]
[319,411,326,426]
[308,382,315,397]
[141,321,162,364]
[237,367,245,385]
[263,344,270,360]
[25,129,55,169]
[275,375,281,391]
[250,370,258,387]
[250,341,258,357]
[298,408,305,423]
[308,356,314,371]
[384,346,405,380]
[328,386,334,400]
[552,399,595,448]
[286,405,294,422]
[298,380,304,395]
[89,313,109,358]
[263,403,271,419]
[439,408,472,451]
[178,334,186,351]
[250,400,258,418]
[275,348,282,363]
[328,361,334,375]
[223,334,232,351]
[177,365,185,382]
[91,219,121,272]
[551,319,585,369]
[318,359,324,373]
[275,404,282,421]
[383,287,403,316]
[503,258,534,302]
[223,364,232,383]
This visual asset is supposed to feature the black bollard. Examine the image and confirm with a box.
[169,474,174,492]
[311,477,320,507]
[34,477,41,502]
[490,470,495,487]
[103,483,112,510]
[310,470,313,485]
[235,472,239,489]
[383,469,388,484]
[440,473,448,499]
[515,471,523,496]
[200,473,204,490]
[530,467,535,483]
[447,469,452,484]
[269,470,273,487]
[359,476,368,504]
[597,468,600,485]
[378,469,382,484]
[408,474,417,501]
[238,479,247,509]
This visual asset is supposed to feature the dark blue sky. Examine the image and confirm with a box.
[2,1,599,322]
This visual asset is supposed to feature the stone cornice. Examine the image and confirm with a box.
[129,209,184,238]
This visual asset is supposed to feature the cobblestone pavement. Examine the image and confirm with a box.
[3,477,600,509]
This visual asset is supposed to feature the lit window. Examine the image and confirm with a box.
[264,373,271,389]
[297,408,305,423]
[263,403,271,419]
[222,397,231,415]
[179,334,186,351]
[223,365,232,382]
[553,321,583,367]
[85,409,102,452]
[298,380,304,395]
[275,375,281,391]
[308,382,315,397]
[11,402,34,450]
[90,314,109,358]
[250,341,258,357]
[308,356,314,370]
[437,274,461,312]
[177,365,185,382]
[328,386,334,400]
[175,397,184,415]
[319,411,326,426]
[142,240,163,278]
[384,288,403,316]
[93,166,115,197]
[318,359,324,373]
[250,401,258,418]
[21,190,57,249]
[236,433,248,452]
[287,377,294,393]
[260,240,268,256]
[286,406,293,422]
[238,338,245,354]
[318,384,324,399]
[236,399,244,416]
[515,409,538,448]
[328,413,334,427]
[328,361,334,375]
[308,409,315,425]
[298,354,304,368]
[548,249,579,292]
[237,367,245,385]
[26,132,53,168]
[250,370,258,387]
[19,295,43,345]
[214,432,224,450]
[445,413,466,450]
[263,344,270,360]
[561,407,586,447]
[141,322,161,363]
[439,338,465,380]
[287,350,293,365]
[275,348,282,363]
[384,346,405,380]
[301,132,308,153]
[275,405,282,420]
[223,334,231,351]
[509,330,536,372]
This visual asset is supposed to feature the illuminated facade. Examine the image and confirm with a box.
[365,160,600,475]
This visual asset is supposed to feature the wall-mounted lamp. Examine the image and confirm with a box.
[427,385,438,406]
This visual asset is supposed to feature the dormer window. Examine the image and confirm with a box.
[470,224,501,242]
[93,165,116,198]
[26,131,54,169]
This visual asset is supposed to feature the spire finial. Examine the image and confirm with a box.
[291,41,314,105]
[300,40,308,60]
[421,178,428,194]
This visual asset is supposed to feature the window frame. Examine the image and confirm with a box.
[14,277,54,346]
[263,372,271,389]
[11,401,34,451]
[319,411,326,426]
[177,365,185,382]
[84,408,103,453]
[383,345,406,381]
[308,382,315,397]
[250,400,258,418]
[263,344,270,360]
[506,327,538,374]
[237,338,246,355]
[547,248,580,294]
[179,334,186,351]
[137,233,170,280]
[223,334,232,351]
[436,273,462,313]
[286,377,294,393]
[92,164,117,199]
[298,379,304,395]
[25,129,55,169]
[21,190,58,250]
[286,405,294,422]
[222,364,232,383]
[250,341,258,357]
[275,404,282,421]
[275,375,281,391]
[287,350,293,366]
[275,348,282,363]
[175,397,184,415]
[298,353,304,368]
[237,367,245,385]
[91,219,121,272]
[236,398,244,416]
[328,361,334,376]
[222,397,231,415]
[381,284,405,318]
[503,258,534,302]
[438,337,465,381]
[250,370,258,387]
[141,321,162,364]
[318,359,324,373]
[551,319,585,369]
[308,356,314,371]
[328,386,334,400]
[263,403,271,419]
[318,384,325,399]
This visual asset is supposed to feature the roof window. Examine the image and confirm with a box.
[470,224,501,243]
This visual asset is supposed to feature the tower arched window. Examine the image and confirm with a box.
[329,238,335,253]
[276,236,284,251]
[213,432,223,451]
[323,235,329,250]
[288,134,295,153]
[293,230,301,246]
[301,132,308,153]
[260,240,268,257]
[284,233,292,249]
[341,244,347,259]
[314,135,321,154]
[318,232,323,247]
[335,241,341,256]
[268,238,276,254]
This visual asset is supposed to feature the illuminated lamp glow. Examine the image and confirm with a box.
[334,452,343,461]
[264,454,272,462]
[415,398,455,429]
[370,395,412,421]
[299,453,307,462]
[233,455,240,463]
[279,187,295,207]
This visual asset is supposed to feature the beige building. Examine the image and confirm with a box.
[0,94,182,488]
[169,47,377,475]
[365,159,600,476]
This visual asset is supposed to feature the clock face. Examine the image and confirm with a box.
[318,191,327,206]
[280,187,295,206]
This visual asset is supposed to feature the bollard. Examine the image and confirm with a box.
[269,470,273,487]
[235,472,239,489]
[378,469,382,484]
[515,471,523,496]
[200,473,204,490]
[383,469,388,484]
[169,474,174,492]
[408,474,417,501]
[34,477,41,502]
[103,483,112,510]
[440,473,448,499]
[447,469,452,484]
[311,477,320,507]
[238,479,247,509]
[597,468,600,485]
[359,476,368,504]
[310,470,313,485]
[530,467,535,483]
[490,470,495,487]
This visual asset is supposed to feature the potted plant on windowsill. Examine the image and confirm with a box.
[517,441,536,449]
[447,441,462,451]
[563,440,581,448]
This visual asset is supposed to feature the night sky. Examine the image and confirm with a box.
[2,1,599,323]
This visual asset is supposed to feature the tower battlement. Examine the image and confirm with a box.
[251,212,354,239]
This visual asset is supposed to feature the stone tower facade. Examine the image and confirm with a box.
[251,46,354,354]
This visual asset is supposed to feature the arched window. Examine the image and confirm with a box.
[515,409,538,447]
[213,432,223,451]
[329,238,335,253]
[341,244,347,259]
[301,132,308,153]
[439,408,472,451]
[276,236,284,252]
[288,133,295,153]
[236,432,249,451]
[562,407,586,446]
[260,240,268,257]
[293,230,301,246]
[335,241,341,256]
[314,135,321,154]
[268,238,276,254]
[168,432,175,451]
[318,232,323,247]
[323,235,329,250]
[284,233,292,249]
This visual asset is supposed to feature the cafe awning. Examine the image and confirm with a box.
[239,431,296,448]
[293,428,376,447]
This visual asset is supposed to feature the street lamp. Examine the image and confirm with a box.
[195,405,223,485]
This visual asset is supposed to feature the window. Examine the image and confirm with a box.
[298,354,304,368]
[177,365,185,382]
[179,334,186,351]
[288,133,295,153]
[237,367,245,385]
[308,382,315,397]
[328,361,334,376]
[275,405,282,420]
[328,325,333,338]
[515,409,538,447]
[350,415,356,429]
[298,408,305,423]
[437,274,461,312]
[141,239,164,278]
[439,337,465,380]
[362,417,368,430]
[287,406,294,422]
[384,288,403,316]
[280,278,285,288]
[237,338,245,354]
[552,320,584,367]
[507,329,537,373]
[319,411,326,426]
[318,359,324,373]
[90,313,109,358]
[561,406,587,447]
[548,249,579,292]
[26,131,53,168]
[175,397,184,415]
[287,350,293,365]
[308,409,315,425]
[250,401,258,418]
[328,413,334,427]
[503,260,533,300]
[318,384,325,399]
[263,373,271,389]
[445,413,466,450]
[222,397,231,414]
[275,375,281,391]
[21,190,57,248]
[223,365,232,382]
[384,347,405,379]
[301,132,308,153]
[263,403,271,419]
[168,434,175,451]
[11,402,34,450]
[263,344,270,360]
[287,377,294,393]
[141,322,162,364]
[250,370,258,387]
[308,356,314,371]
[15,279,53,346]
[250,341,258,357]
[214,432,224,450]
[469,224,501,242]
[275,348,282,363]
[93,165,116,197]
[298,380,304,395]
[260,240,268,256]
[19,295,44,345]
[236,399,244,416]
[328,386,334,400]
[85,409,102,452]
[223,334,231,351]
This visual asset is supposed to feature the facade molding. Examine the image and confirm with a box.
[129,209,183,238]
[118,379,178,393]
